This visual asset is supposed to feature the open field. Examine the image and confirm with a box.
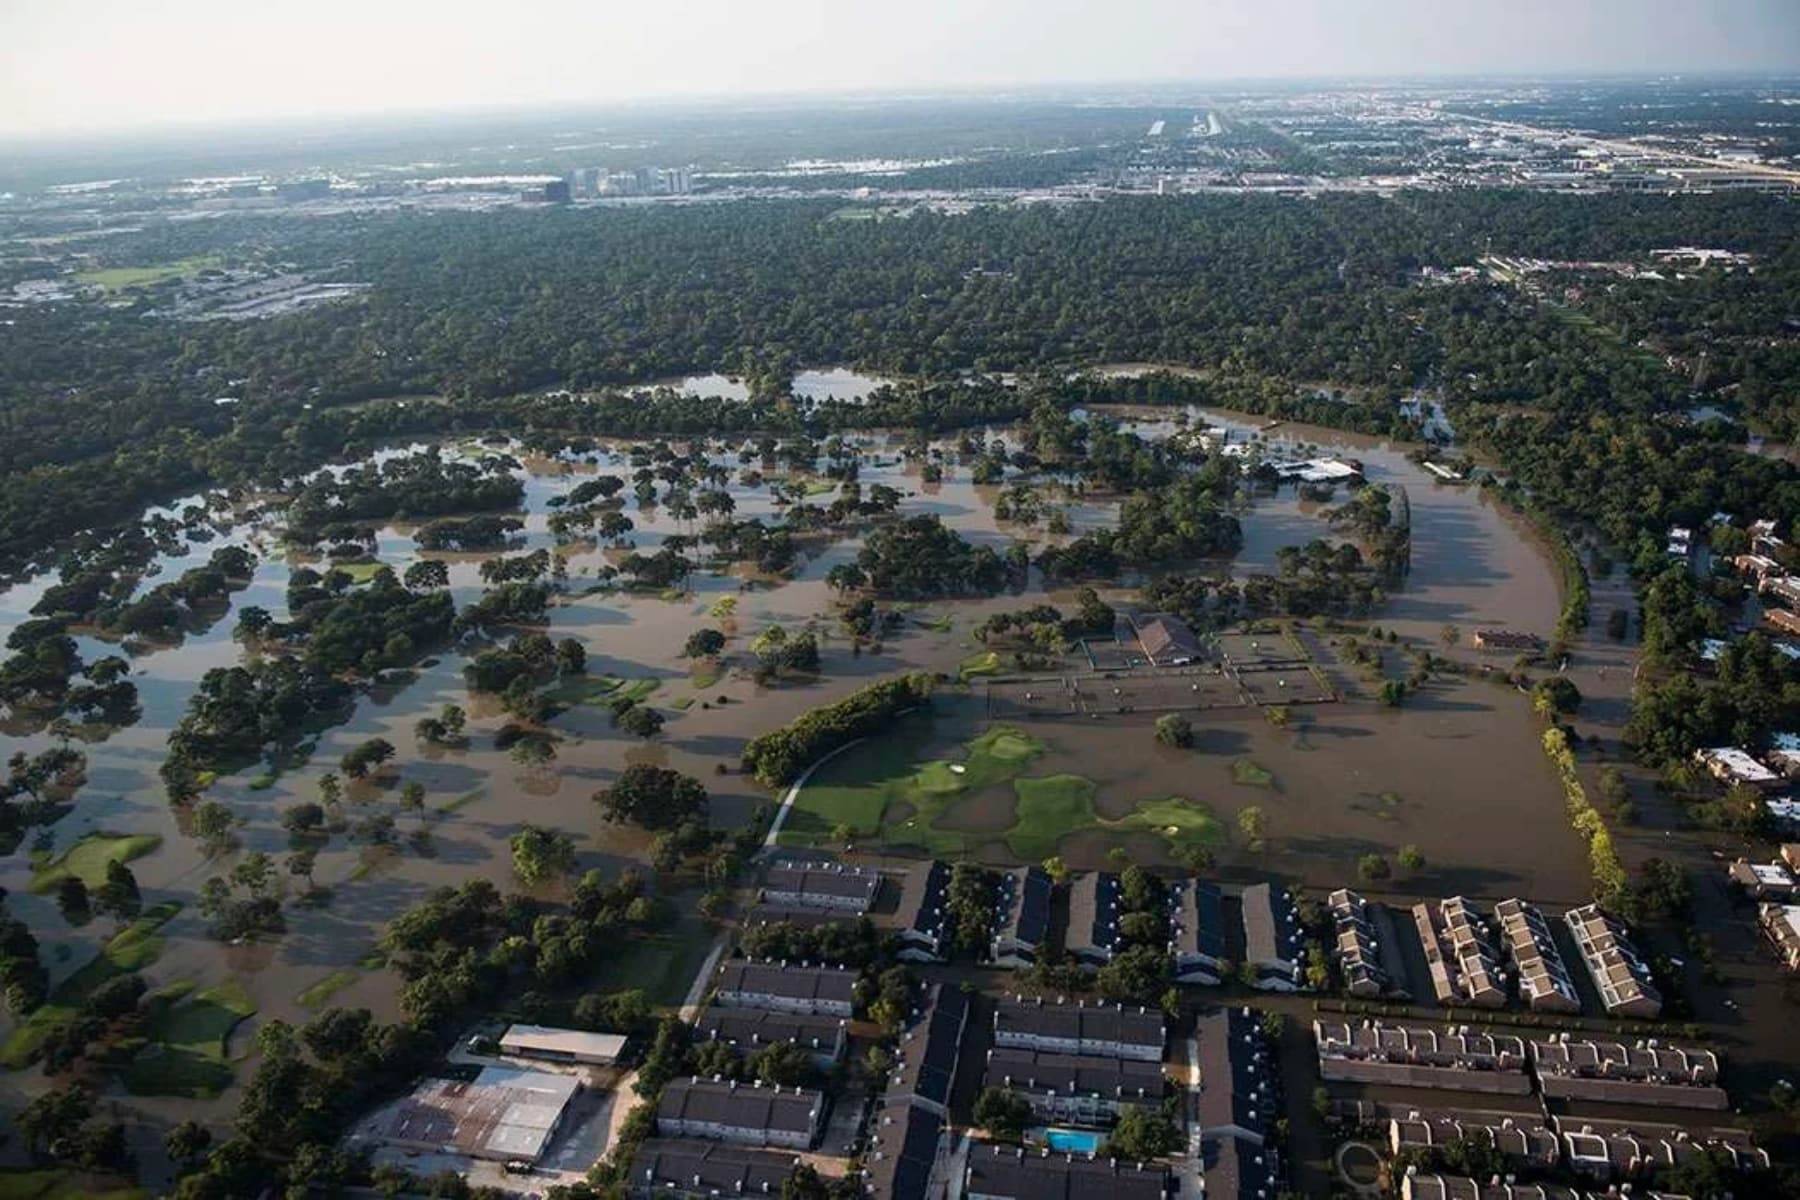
[123,979,256,1098]
[74,255,221,291]
[29,832,162,892]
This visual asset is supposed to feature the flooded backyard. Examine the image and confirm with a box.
[0,402,1575,1128]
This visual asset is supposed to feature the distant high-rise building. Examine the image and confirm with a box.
[541,179,571,203]
[570,167,601,198]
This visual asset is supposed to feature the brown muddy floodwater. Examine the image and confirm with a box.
[0,410,1571,1127]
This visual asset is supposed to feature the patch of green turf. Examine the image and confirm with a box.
[0,903,181,1068]
[670,697,695,711]
[247,773,277,791]
[1005,775,1099,860]
[333,560,385,584]
[916,614,954,633]
[544,674,660,709]
[1231,758,1275,788]
[124,979,255,1098]
[298,968,360,1011]
[1109,796,1225,850]
[75,255,220,292]
[958,650,1002,681]
[689,667,721,688]
[0,1170,147,1200]
[708,596,738,619]
[29,834,162,894]
[356,947,388,970]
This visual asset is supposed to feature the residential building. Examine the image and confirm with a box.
[656,1077,825,1149]
[1760,902,1800,971]
[743,903,849,931]
[1413,897,1506,1008]
[1494,898,1581,1015]
[1196,1008,1275,1145]
[895,859,952,962]
[693,1005,848,1070]
[1313,1021,1531,1094]
[712,961,857,1017]
[1727,859,1797,900]
[1172,880,1227,985]
[964,1145,1168,1200]
[625,1139,800,1199]
[888,985,969,1115]
[1202,1133,1277,1200]
[862,1099,946,1200]
[1389,1112,1558,1170]
[1551,1115,1769,1180]
[1136,613,1202,665]
[1327,888,1390,998]
[497,1025,626,1066]
[762,861,882,913]
[982,1047,1164,1126]
[1767,733,1800,777]
[1065,872,1123,969]
[993,996,1165,1062]
[1529,1037,1726,1110]
[1400,1176,1579,1200]
[1563,905,1663,1019]
[1695,746,1782,791]
[991,865,1052,968]
[1764,607,1800,636]
[1241,882,1303,991]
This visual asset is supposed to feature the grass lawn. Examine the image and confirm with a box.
[585,918,716,1007]
[0,1170,147,1200]
[298,968,360,1010]
[916,614,954,633]
[707,596,738,619]
[782,723,1046,852]
[0,903,181,1068]
[1109,796,1225,851]
[334,560,386,584]
[958,650,1002,681]
[124,979,256,1098]
[74,255,220,292]
[29,833,162,893]
[544,674,660,709]
[1231,759,1275,788]
[1005,775,1099,860]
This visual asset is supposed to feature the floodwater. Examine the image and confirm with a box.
[642,368,894,404]
[0,409,1573,1130]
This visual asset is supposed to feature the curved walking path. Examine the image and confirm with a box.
[758,737,868,853]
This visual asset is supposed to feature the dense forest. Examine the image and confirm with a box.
[0,190,1796,576]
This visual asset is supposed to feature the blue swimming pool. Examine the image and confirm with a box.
[1044,1128,1103,1154]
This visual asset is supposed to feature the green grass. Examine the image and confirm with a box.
[585,919,717,1007]
[1109,796,1225,850]
[916,614,954,633]
[670,697,695,711]
[74,255,220,292]
[0,1170,147,1200]
[1231,759,1275,788]
[958,650,1003,681]
[29,834,162,894]
[1006,775,1099,860]
[544,674,661,709]
[708,596,739,619]
[333,560,386,584]
[0,903,181,1068]
[298,968,360,1011]
[124,980,255,1098]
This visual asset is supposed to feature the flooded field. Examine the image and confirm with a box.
[641,367,894,403]
[0,405,1574,1127]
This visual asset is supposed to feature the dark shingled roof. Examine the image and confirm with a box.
[657,1077,823,1137]
[889,984,969,1109]
[1202,1132,1275,1200]
[1196,1009,1275,1138]
[997,865,1053,947]
[983,1046,1165,1101]
[714,960,858,1007]
[694,1004,846,1056]
[964,1144,1169,1200]
[993,996,1165,1057]
[1175,881,1227,959]
[1137,612,1202,664]
[628,1138,799,1195]
[898,859,952,938]
[762,861,882,910]
[862,1099,943,1200]
[1065,872,1122,957]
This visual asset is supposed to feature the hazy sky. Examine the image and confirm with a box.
[4,0,1797,135]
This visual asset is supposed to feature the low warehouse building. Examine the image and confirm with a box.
[498,1024,626,1066]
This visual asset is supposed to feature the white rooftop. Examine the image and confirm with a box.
[1769,798,1800,824]
[1700,747,1779,783]
[500,1024,627,1062]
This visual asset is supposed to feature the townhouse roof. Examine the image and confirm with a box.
[714,960,858,1007]
[984,1046,1166,1102]
[993,996,1166,1056]
[628,1138,800,1196]
[657,1077,823,1137]
[889,984,969,1109]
